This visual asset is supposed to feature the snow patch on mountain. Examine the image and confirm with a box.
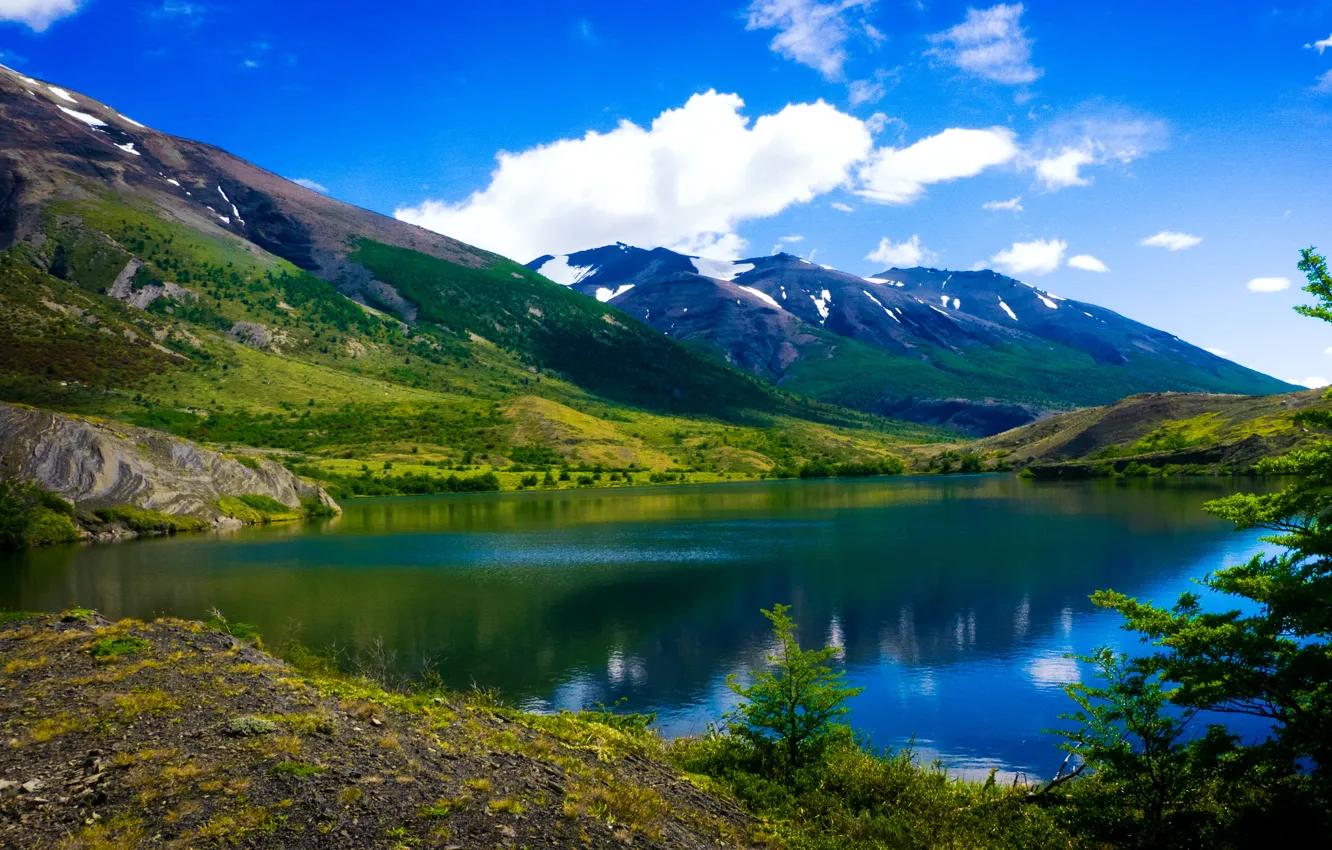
[47,86,77,103]
[999,299,1018,321]
[115,142,140,156]
[739,286,781,310]
[57,106,105,128]
[595,284,634,302]
[536,256,594,286]
[1037,294,1058,309]
[861,289,899,322]
[692,257,755,281]
[811,290,832,321]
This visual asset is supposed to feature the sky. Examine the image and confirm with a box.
[3,0,1332,386]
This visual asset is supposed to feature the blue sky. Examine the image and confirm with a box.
[3,1,1332,385]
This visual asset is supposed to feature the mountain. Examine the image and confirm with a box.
[0,66,943,492]
[529,245,1297,434]
[972,388,1331,476]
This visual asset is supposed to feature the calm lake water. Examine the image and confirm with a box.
[0,476,1277,779]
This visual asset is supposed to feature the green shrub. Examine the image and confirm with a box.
[89,635,150,659]
[727,604,861,777]
[0,481,80,549]
[94,505,208,535]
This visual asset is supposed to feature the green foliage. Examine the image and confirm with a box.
[205,608,263,644]
[89,635,151,659]
[671,732,1072,849]
[1083,247,1332,837]
[925,450,987,474]
[776,455,906,479]
[0,480,80,549]
[0,610,41,626]
[1054,648,1216,847]
[726,604,863,776]
[268,760,323,777]
[93,505,209,535]
[311,468,500,499]
[225,716,278,737]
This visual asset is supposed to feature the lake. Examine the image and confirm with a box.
[0,475,1277,780]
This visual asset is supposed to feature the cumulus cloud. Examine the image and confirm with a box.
[983,196,1023,212]
[1301,376,1330,388]
[1247,277,1291,293]
[745,0,873,80]
[927,3,1041,85]
[866,234,937,268]
[831,201,855,212]
[990,238,1066,276]
[1312,33,1332,54]
[0,0,81,31]
[1067,254,1108,272]
[291,178,329,194]
[395,91,872,261]
[1025,111,1167,191]
[1204,347,1227,357]
[1316,70,1332,94]
[856,127,1018,204]
[1141,231,1202,251]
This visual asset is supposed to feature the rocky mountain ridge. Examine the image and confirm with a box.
[530,244,1296,434]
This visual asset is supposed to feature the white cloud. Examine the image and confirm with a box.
[927,3,1041,85]
[1204,348,1227,357]
[831,201,855,212]
[1141,231,1202,251]
[1026,112,1167,191]
[1313,33,1332,54]
[1315,69,1332,94]
[291,178,329,194]
[864,112,902,138]
[856,127,1018,204]
[1301,376,1329,388]
[990,238,1066,276]
[0,0,81,31]
[1068,254,1109,272]
[848,77,884,106]
[778,234,804,243]
[866,234,937,268]
[1247,277,1291,293]
[982,196,1023,212]
[1034,147,1094,189]
[395,91,872,261]
[847,68,897,106]
[745,0,873,80]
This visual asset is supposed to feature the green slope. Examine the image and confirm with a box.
[0,193,949,495]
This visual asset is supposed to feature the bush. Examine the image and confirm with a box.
[0,481,79,549]
[726,604,862,777]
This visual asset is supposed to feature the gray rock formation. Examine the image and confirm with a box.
[0,402,338,524]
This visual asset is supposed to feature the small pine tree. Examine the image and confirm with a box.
[727,604,862,777]
[542,469,556,487]
[1053,648,1208,847]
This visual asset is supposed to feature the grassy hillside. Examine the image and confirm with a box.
[973,389,1332,477]
[0,193,949,498]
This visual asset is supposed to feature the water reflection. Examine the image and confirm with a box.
[0,476,1276,775]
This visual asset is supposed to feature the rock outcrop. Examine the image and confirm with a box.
[0,402,338,524]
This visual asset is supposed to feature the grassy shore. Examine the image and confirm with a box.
[0,610,1081,849]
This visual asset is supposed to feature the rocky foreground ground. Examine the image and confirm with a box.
[0,612,755,849]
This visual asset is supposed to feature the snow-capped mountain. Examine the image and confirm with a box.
[529,245,1296,434]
